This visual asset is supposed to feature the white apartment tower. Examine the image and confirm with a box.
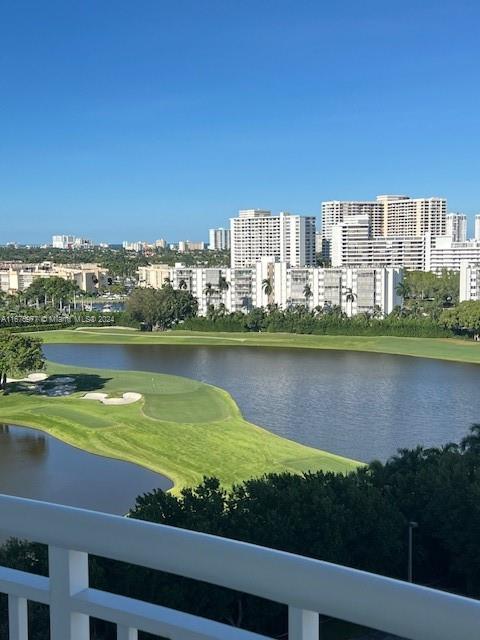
[230,210,315,268]
[475,215,480,241]
[208,227,231,251]
[446,213,468,243]
[321,195,446,257]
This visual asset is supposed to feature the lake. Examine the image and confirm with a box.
[45,343,480,462]
[0,423,172,514]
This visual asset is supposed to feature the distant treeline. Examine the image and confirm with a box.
[180,309,453,338]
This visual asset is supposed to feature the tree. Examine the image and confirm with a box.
[218,276,230,292]
[395,281,411,300]
[345,287,356,316]
[441,301,480,337]
[303,283,313,304]
[262,278,273,297]
[0,333,45,391]
[178,279,188,290]
[126,285,198,330]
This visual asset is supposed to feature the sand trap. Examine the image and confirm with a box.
[82,391,142,405]
[7,372,48,383]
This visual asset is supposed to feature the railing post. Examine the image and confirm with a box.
[288,607,319,640]
[48,547,90,640]
[117,627,138,640]
[8,595,28,640]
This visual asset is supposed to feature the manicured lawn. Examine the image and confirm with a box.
[35,327,480,364]
[0,360,359,493]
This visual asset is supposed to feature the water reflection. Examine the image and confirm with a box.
[0,423,171,513]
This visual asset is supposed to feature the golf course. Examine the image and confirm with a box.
[37,326,480,364]
[0,357,360,494]
[2,326,479,495]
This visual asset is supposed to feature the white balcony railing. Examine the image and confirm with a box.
[1,494,479,640]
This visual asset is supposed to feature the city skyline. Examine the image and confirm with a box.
[2,1,480,242]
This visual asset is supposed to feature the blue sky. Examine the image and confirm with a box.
[1,0,480,244]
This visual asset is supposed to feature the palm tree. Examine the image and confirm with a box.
[303,283,313,304]
[204,283,216,307]
[178,279,188,290]
[262,278,273,296]
[345,287,356,317]
[396,281,411,300]
[218,276,230,292]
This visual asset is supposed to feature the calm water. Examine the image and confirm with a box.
[45,344,480,462]
[0,424,172,513]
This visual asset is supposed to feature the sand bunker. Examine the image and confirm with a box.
[82,391,142,405]
[7,372,48,383]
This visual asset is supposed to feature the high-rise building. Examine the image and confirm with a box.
[321,195,446,258]
[446,213,468,243]
[380,196,446,237]
[321,200,384,249]
[208,228,231,251]
[475,215,480,241]
[52,235,92,249]
[230,210,316,268]
[330,215,370,267]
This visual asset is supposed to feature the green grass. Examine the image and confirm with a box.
[34,327,480,364]
[0,361,359,494]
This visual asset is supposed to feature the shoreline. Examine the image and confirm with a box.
[33,328,480,365]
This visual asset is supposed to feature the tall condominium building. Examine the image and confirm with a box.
[321,200,384,244]
[381,196,446,237]
[446,213,468,243]
[475,215,480,241]
[208,227,231,251]
[331,215,426,270]
[321,195,446,257]
[230,210,316,268]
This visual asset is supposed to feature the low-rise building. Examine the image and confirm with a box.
[0,262,108,294]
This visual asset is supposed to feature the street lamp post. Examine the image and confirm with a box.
[408,521,418,582]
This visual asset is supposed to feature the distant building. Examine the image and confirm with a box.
[0,262,108,294]
[122,241,147,252]
[208,227,231,251]
[230,210,316,268]
[178,241,207,252]
[446,213,468,243]
[330,215,426,270]
[475,215,480,241]
[137,264,171,289]
[155,238,168,249]
[52,235,92,249]
[321,195,446,258]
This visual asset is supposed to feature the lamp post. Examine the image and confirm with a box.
[408,521,418,582]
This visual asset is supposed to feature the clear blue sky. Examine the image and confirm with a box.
[1,0,480,244]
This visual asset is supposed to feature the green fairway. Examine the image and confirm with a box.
[0,360,359,493]
[36,327,480,364]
